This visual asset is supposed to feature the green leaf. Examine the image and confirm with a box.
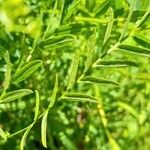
[61,97,98,103]
[84,49,94,72]
[119,0,137,41]
[48,75,58,109]
[67,52,79,90]
[86,0,95,11]
[63,0,80,22]
[0,89,33,104]
[93,60,138,68]
[41,110,49,148]
[59,132,77,150]
[20,124,33,150]
[114,0,123,10]
[59,0,65,24]
[44,39,74,50]
[34,90,40,121]
[0,128,7,141]
[118,44,150,57]
[133,33,150,49]
[41,34,75,45]
[103,7,114,46]
[55,23,95,35]
[12,60,42,83]
[60,92,98,103]
[117,101,138,118]
[135,2,150,28]
[79,76,120,86]
[3,51,11,91]
[43,0,60,38]
[77,6,92,17]
[107,131,120,150]
[94,1,110,17]
[75,16,107,24]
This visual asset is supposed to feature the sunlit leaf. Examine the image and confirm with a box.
[34,90,40,121]
[114,0,123,10]
[3,51,11,91]
[20,124,33,150]
[75,16,107,24]
[42,34,76,50]
[67,52,79,90]
[0,128,7,141]
[84,49,94,72]
[107,131,120,150]
[0,89,33,104]
[41,110,48,148]
[48,75,58,109]
[85,0,95,11]
[63,0,80,22]
[43,0,60,38]
[117,101,138,117]
[59,132,77,150]
[61,97,98,103]
[12,60,42,83]
[103,7,114,46]
[80,76,120,86]
[94,1,110,17]
[60,93,98,103]
[55,23,95,35]
[119,0,137,41]
[118,44,150,57]
[93,60,138,68]
[135,2,150,27]
[133,33,150,49]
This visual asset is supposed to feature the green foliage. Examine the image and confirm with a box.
[11,60,43,83]
[41,110,48,148]
[0,89,33,104]
[0,0,150,150]
[0,128,7,142]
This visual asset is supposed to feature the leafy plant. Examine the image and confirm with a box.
[0,0,150,150]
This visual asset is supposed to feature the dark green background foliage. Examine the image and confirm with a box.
[0,0,150,149]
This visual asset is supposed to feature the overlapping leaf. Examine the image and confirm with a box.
[48,75,58,109]
[55,23,95,35]
[119,0,137,41]
[0,89,33,104]
[41,33,76,50]
[63,0,80,22]
[0,128,7,141]
[103,7,114,46]
[12,60,42,83]
[67,52,79,90]
[133,33,150,49]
